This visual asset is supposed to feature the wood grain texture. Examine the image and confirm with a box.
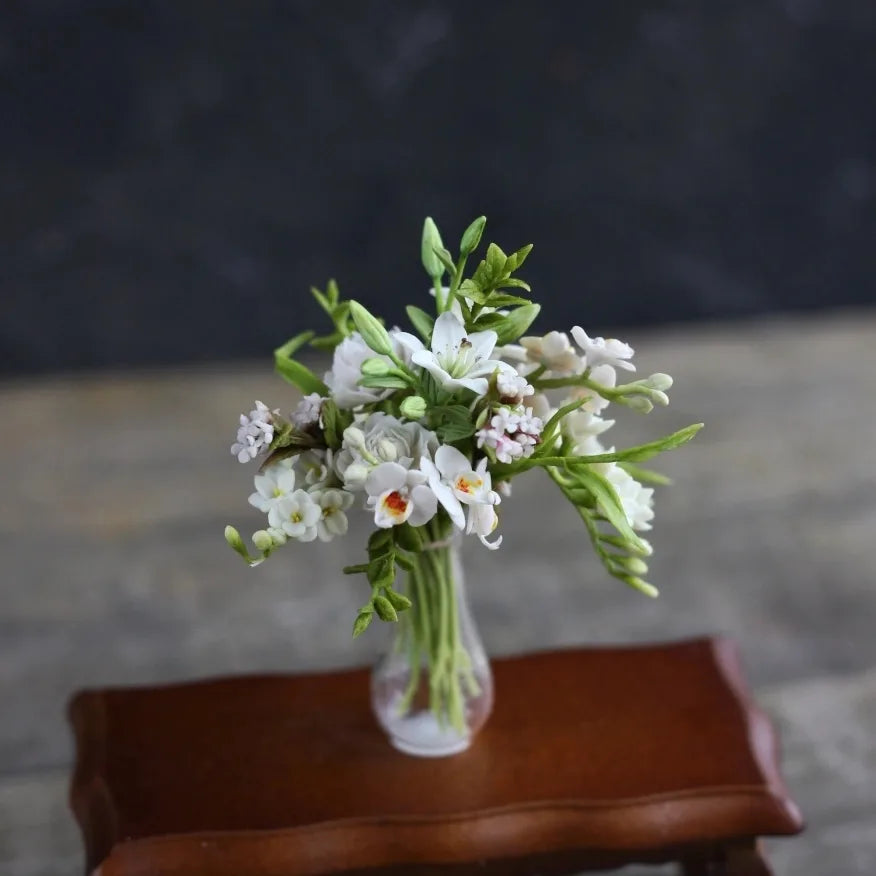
[68,639,802,875]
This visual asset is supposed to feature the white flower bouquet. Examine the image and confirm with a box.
[224,216,701,753]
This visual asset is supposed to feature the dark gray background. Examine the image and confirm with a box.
[3,0,875,374]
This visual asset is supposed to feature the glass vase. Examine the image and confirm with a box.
[370,527,493,757]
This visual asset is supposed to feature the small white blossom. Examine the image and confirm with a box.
[364,462,437,528]
[335,413,437,491]
[466,501,502,550]
[476,405,544,464]
[571,327,635,372]
[496,370,534,404]
[606,466,655,531]
[231,401,277,463]
[420,445,500,530]
[394,311,511,396]
[276,489,322,542]
[564,409,616,453]
[310,487,354,542]
[518,331,583,376]
[291,393,324,429]
[248,460,297,527]
[298,449,335,489]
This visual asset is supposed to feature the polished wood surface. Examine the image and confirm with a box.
[69,638,802,875]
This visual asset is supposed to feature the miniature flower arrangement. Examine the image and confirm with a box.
[224,216,701,756]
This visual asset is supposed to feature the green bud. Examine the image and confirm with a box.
[626,576,659,598]
[252,530,273,551]
[621,556,648,575]
[349,301,393,356]
[650,389,670,406]
[625,395,654,414]
[647,372,673,391]
[384,588,413,612]
[373,595,399,623]
[421,217,445,279]
[224,525,248,559]
[399,395,428,420]
[352,609,374,638]
[360,356,392,376]
[460,215,486,255]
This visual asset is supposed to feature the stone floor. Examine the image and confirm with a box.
[1,309,875,874]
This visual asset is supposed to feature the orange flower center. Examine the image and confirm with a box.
[383,491,409,514]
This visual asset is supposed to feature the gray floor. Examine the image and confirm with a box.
[2,310,875,875]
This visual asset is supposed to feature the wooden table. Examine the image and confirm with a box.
[69,639,802,875]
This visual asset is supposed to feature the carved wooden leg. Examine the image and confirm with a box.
[724,840,772,876]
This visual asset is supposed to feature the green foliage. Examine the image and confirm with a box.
[405,305,434,342]
[430,404,477,442]
[472,303,541,345]
[320,399,352,450]
[273,331,328,395]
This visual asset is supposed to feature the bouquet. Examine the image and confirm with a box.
[224,216,701,751]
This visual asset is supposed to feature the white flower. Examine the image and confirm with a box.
[291,393,324,429]
[335,413,437,491]
[569,363,616,414]
[605,466,655,531]
[496,370,534,404]
[466,501,502,550]
[324,333,394,409]
[297,448,336,489]
[519,331,583,376]
[248,459,297,528]
[563,409,615,453]
[365,462,437,528]
[395,311,511,396]
[475,405,544,464]
[571,327,635,372]
[276,489,322,541]
[310,487,354,541]
[231,400,277,463]
[420,445,500,529]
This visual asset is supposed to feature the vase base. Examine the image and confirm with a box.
[385,712,472,758]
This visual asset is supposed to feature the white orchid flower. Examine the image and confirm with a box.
[365,462,437,528]
[571,326,636,372]
[248,460,297,528]
[395,311,510,396]
[465,501,502,550]
[420,445,500,529]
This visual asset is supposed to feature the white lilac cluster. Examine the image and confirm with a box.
[476,406,544,464]
[230,401,277,463]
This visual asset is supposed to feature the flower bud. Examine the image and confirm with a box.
[342,425,365,449]
[373,595,399,623]
[399,395,428,420]
[360,357,391,377]
[268,527,287,546]
[625,396,654,413]
[252,530,273,551]
[224,525,245,551]
[650,390,670,406]
[647,372,673,391]
[377,438,398,461]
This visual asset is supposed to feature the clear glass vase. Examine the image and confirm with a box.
[371,528,493,757]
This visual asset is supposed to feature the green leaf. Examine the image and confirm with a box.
[406,305,434,341]
[536,396,588,451]
[368,528,393,557]
[395,524,424,553]
[619,462,672,486]
[320,399,352,450]
[486,242,507,278]
[438,421,477,441]
[497,277,531,292]
[574,468,647,552]
[349,300,393,356]
[309,331,344,351]
[433,246,457,277]
[480,291,532,308]
[421,217,445,279]
[359,375,411,390]
[457,278,481,300]
[473,303,540,345]
[326,278,340,307]
[460,216,486,255]
[273,350,329,396]
[504,243,533,271]
[367,555,395,588]
[275,330,315,358]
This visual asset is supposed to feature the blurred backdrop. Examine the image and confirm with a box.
[3,0,876,374]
